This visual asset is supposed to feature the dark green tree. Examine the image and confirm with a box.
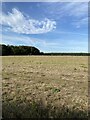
[0,44,41,56]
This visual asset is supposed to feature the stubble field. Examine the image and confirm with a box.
[2,56,88,118]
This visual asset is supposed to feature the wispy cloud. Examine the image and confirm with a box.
[1,8,56,34]
[44,2,88,17]
[43,2,88,28]
[72,17,88,28]
[62,2,88,18]
[54,30,88,36]
[68,3,88,17]
[2,31,59,47]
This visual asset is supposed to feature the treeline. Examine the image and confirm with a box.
[0,44,89,56]
[44,53,90,56]
[0,44,41,56]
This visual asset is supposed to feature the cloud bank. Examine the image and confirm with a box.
[1,8,56,34]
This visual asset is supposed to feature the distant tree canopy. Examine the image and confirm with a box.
[0,44,41,56]
[44,52,90,56]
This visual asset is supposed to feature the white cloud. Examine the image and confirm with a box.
[1,8,56,34]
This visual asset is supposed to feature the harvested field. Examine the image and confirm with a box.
[2,56,88,118]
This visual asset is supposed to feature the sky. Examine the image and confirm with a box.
[0,2,88,53]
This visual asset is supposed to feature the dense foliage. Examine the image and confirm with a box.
[0,44,41,56]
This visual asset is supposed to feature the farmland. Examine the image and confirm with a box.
[2,56,88,118]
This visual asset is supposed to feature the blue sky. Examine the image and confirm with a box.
[0,2,88,52]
